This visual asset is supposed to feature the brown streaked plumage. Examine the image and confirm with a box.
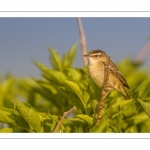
[84,49,130,99]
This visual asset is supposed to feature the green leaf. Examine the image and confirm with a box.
[69,118,85,124]
[64,68,82,81]
[117,57,141,75]
[38,112,53,122]
[65,81,86,110]
[47,48,62,71]
[89,100,98,111]
[62,43,77,68]
[33,84,64,110]
[139,118,150,132]
[137,99,150,117]
[14,99,41,132]
[126,126,138,133]
[69,43,77,66]
[121,101,139,118]
[0,128,13,133]
[0,107,30,130]
[51,119,57,132]
[137,77,150,98]
[125,111,149,126]
[86,75,101,100]
[90,115,109,132]
[82,92,90,107]
[43,122,52,132]
[107,99,133,117]
[128,71,147,90]
[111,99,133,110]
[76,114,93,125]
[41,113,59,132]
[43,69,67,85]
[87,100,98,114]
[0,108,19,126]
[32,60,50,72]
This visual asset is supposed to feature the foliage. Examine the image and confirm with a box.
[0,44,150,133]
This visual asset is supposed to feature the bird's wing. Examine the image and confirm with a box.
[109,60,130,89]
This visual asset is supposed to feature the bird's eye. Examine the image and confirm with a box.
[95,55,100,58]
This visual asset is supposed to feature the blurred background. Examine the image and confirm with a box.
[0,17,150,78]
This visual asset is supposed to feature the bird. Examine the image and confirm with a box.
[84,50,130,100]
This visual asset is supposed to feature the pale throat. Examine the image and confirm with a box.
[87,58,105,87]
[87,57,97,65]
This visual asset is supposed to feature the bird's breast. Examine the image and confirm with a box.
[88,63,105,88]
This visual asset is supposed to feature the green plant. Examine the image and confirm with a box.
[0,44,150,132]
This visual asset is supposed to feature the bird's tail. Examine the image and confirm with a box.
[117,86,130,100]
[121,87,130,100]
[123,92,130,100]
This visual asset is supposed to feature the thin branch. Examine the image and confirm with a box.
[76,17,88,66]
[136,39,150,62]
[96,57,111,125]
[53,106,76,133]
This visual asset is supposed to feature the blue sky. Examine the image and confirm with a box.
[0,18,150,78]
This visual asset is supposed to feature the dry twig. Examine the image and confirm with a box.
[53,106,76,133]
[136,39,150,62]
[96,57,111,125]
[76,18,88,66]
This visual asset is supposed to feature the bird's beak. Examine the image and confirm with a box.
[84,54,89,57]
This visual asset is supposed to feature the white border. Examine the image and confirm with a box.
[1,0,150,12]
[1,12,150,17]
[0,133,150,138]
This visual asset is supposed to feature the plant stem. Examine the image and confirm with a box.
[136,40,150,62]
[96,57,111,125]
[53,106,76,133]
[76,17,88,66]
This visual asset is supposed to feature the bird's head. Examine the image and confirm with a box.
[84,50,108,64]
